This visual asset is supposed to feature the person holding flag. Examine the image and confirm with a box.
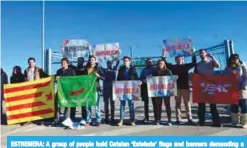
[84,55,105,126]
[52,58,76,128]
[1,68,8,125]
[24,57,48,81]
[10,66,25,84]
[117,56,139,126]
[225,54,247,128]
[194,49,221,127]
[75,57,87,124]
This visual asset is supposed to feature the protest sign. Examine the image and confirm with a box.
[57,75,97,107]
[92,43,120,63]
[192,74,239,104]
[147,76,177,97]
[113,80,141,101]
[61,39,91,59]
[162,37,192,57]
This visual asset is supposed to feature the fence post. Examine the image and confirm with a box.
[44,48,52,75]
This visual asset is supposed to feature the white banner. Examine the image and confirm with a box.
[113,80,141,101]
[93,43,120,63]
[162,37,193,57]
[147,76,177,97]
[61,39,91,59]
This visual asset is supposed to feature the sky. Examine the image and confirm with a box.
[1,1,247,78]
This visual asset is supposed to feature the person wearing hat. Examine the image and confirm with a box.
[194,49,221,127]
[140,58,155,122]
[165,48,197,125]
[225,54,247,128]
[117,56,139,126]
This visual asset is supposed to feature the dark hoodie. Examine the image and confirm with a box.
[10,66,25,84]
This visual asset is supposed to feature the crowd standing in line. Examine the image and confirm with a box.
[1,49,247,129]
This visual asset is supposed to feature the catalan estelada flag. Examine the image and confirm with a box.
[4,77,55,125]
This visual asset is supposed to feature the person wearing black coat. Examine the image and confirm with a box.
[1,68,8,124]
[10,66,25,84]
[152,59,173,126]
[52,58,76,127]
[117,56,139,126]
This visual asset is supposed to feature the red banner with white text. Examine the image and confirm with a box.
[192,74,239,104]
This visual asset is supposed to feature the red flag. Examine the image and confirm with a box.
[192,74,239,104]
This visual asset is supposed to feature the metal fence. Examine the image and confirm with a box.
[45,40,234,75]
[132,40,234,75]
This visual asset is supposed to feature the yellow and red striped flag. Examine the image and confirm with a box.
[4,77,55,125]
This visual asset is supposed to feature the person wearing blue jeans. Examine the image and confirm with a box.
[117,56,138,126]
[119,99,135,124]
[84,55,105,126]
[86,91,101,124]
[225,54,247,128]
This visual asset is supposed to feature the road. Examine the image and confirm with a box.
[1,96,246,147]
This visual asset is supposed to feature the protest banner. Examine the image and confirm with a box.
[147,76,177,97]
[4,77,55,125]
[192,74,239,104]
[61,39,91,59]
[57,75,97,107]
[113,80,141,101]
[162,37,192,57]
[92,42,120,63]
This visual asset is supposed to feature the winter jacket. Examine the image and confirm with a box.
[117,66,138,81]
[56,67,76,77]
[166,54,196,89]
[24,67,48,81]
[225,63,247,99]
[1,70,8,101]
[10,74,25,84]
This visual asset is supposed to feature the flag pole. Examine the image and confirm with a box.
[42,0,45,69]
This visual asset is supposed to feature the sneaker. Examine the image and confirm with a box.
[168,122,172,126]
[155,122,160,126]
[110,119,115,125]
[188,119,196,125]
[212,124,222,127]
[117,120,123,126]
[79,120,86,126]
[198,122,205,126]
[96,122,101,126]
[85,122,92,126]
[51,121,60,126]
[105,120,109,124]
[142,118,149,123]
[130,122,135,126]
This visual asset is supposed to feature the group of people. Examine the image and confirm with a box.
[1,48,247,129]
